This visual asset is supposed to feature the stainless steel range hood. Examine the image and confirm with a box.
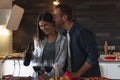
[0,0,24,56]
[0,0,12,56]
[0,9,11,26]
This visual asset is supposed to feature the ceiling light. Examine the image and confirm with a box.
[53,0,60,6]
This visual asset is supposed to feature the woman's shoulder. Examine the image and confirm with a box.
[56,33,67,45]
[58,32,66,40]
[33,33,37,39]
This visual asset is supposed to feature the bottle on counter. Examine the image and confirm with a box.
[23,42,33,66]
[104,41,108,55]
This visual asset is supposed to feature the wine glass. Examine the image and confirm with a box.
[32,60,44,80]
[43,60,53,74]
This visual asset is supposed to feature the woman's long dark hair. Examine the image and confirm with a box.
[37,11,54,41]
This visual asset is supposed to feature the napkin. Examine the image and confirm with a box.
[63,70,80,80]
[63,70,73,80]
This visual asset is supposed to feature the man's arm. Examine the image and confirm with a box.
[71,61,92,78]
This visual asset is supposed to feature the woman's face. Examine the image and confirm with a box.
[39,20,53,35]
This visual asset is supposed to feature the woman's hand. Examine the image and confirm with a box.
[37,74,48,80]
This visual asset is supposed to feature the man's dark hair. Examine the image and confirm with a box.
[55,4,72,21]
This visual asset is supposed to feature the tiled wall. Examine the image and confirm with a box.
[13,0,120,52]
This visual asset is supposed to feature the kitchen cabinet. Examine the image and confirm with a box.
[99,61,120,79]
[1,59,120,79]
[99,62,107,77]
[0,59,34,77]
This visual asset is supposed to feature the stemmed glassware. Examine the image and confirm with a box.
[32,58,54,80]
[43,60,53,74]
[32,59,44,80]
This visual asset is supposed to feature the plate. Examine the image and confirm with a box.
[104,56,116,60]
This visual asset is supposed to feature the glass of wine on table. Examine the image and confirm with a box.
[43,60,53,74]
[32,60,44,78]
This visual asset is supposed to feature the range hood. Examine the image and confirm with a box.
[0,9,11,25]
[0,0,24,56]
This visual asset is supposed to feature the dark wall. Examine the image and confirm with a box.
[13,0,120,52]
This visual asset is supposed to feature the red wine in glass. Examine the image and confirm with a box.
[33,66,44,75]
[44,66,53,73]
[33,66,41,72]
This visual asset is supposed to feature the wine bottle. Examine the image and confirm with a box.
[23,42,32,66]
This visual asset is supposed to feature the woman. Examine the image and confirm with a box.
[33,11,67,80]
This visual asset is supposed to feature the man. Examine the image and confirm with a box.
[53,4,101,78]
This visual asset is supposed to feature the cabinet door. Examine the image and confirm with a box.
[0,60,3,79]
[107,63,120,79]
[99,62,108,77]
[2,60,34,77]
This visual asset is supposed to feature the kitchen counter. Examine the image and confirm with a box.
[99,54,120,62]
[1,54,120,79]
[99,58,120,62]
[0,53,23,59]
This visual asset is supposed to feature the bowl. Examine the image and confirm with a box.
[104,56,116,60]
[100,55,116,61]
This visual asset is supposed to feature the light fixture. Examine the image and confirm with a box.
[0,0,24,55]
[53,0,60,6]
[0,9,11,35]
[0,24,10,35]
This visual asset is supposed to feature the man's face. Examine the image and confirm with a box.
[53,8,64,28]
